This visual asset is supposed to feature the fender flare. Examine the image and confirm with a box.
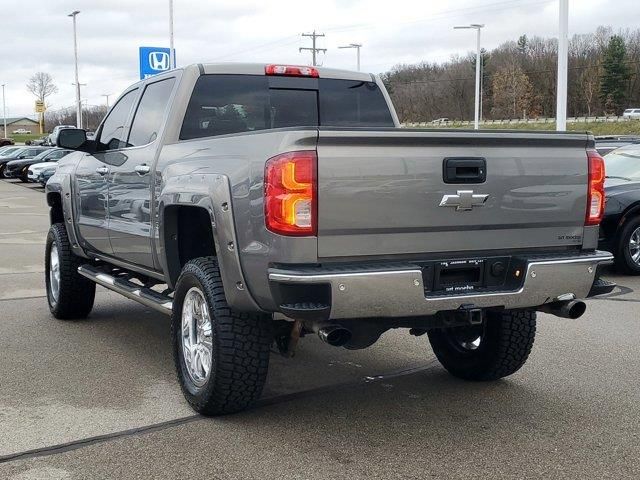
[157,174,262,312]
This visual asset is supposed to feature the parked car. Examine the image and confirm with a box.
[12,128,31,134]
[0,146,50,178]
[598,144,640,274]
[595,135,640,156]
[37,164,58,186]
[0,145,20,156]
[5,148,72,182]
[622,108,640,119]
[0,138,15,147]
[46,63,613,416]
[28,136,49,146]
[47,125,76,146]
[431,117,450,124]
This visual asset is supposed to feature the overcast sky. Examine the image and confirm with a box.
[2,0,638,118]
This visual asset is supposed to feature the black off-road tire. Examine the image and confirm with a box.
[45,223,96,319]
[171,257,273,416]
[428,309,536,381]
[614,216,640,275]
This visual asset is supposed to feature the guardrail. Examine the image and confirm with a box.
[403,116,637,127]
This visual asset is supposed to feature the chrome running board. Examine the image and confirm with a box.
[78,264,173,315]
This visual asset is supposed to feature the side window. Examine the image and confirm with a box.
[128,78,176,147]
[48,150,66,160]
[98,89,138,150]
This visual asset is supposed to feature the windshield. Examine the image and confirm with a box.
[0,147,21,157]
[30,149,56,161]
[604,150,640,181]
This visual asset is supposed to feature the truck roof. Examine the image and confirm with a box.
[135,62,375,87]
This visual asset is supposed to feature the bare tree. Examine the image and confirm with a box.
[579,67,599,117]
[26,72,58,104]
[491,63,533,118]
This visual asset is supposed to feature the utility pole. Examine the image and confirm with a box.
[556,0,569,131]
[454,24,485,130]
[299,31,326,66]
[169,0,175,68]
[68,10,82,129]
[338,43,362,71]
[1,84,6,139]
[101,93,112,108]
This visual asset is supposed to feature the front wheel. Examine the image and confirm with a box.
[614,216,640,275]
[171,257,273,415]
[45,223,96,319]
[427,309,536,381]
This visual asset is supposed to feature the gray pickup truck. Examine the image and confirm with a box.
[46,63,614,415]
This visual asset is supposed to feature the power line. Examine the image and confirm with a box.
[299,31,327,66]
[209,34,300,61]
[325,0,553,34]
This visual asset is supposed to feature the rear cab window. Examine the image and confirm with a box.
[180,74,394,140]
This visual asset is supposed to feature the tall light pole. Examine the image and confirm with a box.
[556,0,569,131]
[68,10,82,129]
[454,24,485,130]
[338,43,363,71]
[1,84,6,139]
[101,93,112,108]
[169,0,175,68]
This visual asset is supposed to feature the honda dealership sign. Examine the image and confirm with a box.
[139,46,174,79]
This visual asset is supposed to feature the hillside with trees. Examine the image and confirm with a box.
[382,26,640,123]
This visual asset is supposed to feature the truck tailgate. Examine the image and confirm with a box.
[316,129,590,258]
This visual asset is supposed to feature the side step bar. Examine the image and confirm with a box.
[77,264,173,315]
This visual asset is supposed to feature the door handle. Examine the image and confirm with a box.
[96,166,110,176]
[134,164,151,175]
[443,157,487,184]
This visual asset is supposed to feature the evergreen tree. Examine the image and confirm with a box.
[600,35,629,114]
[517,35,528,55]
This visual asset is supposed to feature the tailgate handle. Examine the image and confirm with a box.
[443,157,487,184]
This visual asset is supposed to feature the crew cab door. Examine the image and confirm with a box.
[74,88,138,255]
[107,77,176,269]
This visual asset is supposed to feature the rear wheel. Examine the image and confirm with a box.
[171,257,273,415]
[428,309,536,381]
[614,216,640,275]
[45,223,96,319]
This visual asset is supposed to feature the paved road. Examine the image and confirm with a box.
[0,179,639,479]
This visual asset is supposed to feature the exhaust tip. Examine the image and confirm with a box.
[567,300,587,319]
[318,326,352,347]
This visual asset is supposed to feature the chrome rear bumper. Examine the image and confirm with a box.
[268,251,613,320]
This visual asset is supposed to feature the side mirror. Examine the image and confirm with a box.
[57,128,88,150]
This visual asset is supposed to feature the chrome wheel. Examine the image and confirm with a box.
[49,242,60,303]
[181,287,213,387]
[629,227,640,266]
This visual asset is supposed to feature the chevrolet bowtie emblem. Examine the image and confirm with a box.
[439,190,489,211]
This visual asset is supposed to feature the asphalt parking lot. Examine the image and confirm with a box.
[0,178,639,479]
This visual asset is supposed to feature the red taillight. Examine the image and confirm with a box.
[265,151,317,236]
[265,64,319,78]
[586,149,605,226]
